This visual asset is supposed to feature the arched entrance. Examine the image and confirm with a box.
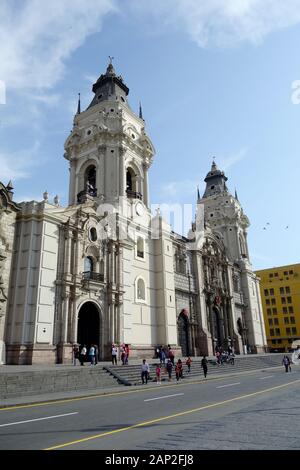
[178,310,190,356]
[77,302,101,353]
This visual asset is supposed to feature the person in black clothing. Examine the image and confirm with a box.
[201,356,208,378]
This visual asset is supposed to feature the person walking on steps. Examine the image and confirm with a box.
[80,344,87,366]
[186,356,192,373]
[201,355,208,378]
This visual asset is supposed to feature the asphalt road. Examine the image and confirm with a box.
[0,367,300,450]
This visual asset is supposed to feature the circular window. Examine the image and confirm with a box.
[90,227,97,242]
[110,108,114,112]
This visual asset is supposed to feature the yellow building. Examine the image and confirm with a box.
[255,264,300,352]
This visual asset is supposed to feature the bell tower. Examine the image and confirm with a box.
[64,59,155,210]
[200,160,250,264]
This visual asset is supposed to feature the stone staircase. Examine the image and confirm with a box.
[0,366,118,400]
[103,353,291,386]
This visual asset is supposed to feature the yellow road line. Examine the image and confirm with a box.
[44,378,300,450]
[0,366,283,412]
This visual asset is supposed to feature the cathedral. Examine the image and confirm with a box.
[0,61,267,364]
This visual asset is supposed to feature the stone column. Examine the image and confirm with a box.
[119,146,125,197]
[143,162,150,207]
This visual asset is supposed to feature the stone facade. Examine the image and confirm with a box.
[1,62,267,364]
[0,182,20,364]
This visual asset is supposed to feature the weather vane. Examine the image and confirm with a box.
[108,55,114,65]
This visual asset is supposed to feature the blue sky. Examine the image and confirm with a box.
[1,0,300,270]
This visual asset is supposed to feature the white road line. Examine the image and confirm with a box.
[144,393,184,402]
[216,382,241,389]
[259,375,274,380]
[0,412,78,428]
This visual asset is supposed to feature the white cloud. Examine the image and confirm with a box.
[0,141,41,181]
[0,0,117,90]
[129,0,300,47]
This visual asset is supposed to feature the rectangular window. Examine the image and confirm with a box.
[284,271,288,276]
[268,318,273,326]
[267,308,272,316]
[286,327,291,335]
[292,327,297,335]
[287,297,292,303]
[281,297,286,304]
[269,273,273,278]
[288,306,294,313]
[283,307,288,314]
[272,308,277,314]
[271,339,276,344]
[264,289,269,296]
[274,318,279,325]
[266,299,270,305]
[271,298,276,305]
[285,286,290,294]
[275,328,280,335]
[280,287,284,295]
[270,329,274,336]
[277,339,282,344]
[290,317,295,324]
[284,317,289,325]
[289,270,293,275]
[274,273,278,277]
[270,288,274,295]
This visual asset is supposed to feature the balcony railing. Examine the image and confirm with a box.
[126,189,142,200]
[82,271,104,282]
[77,187,98,203]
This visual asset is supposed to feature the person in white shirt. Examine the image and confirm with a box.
[111,344,118,365]
[141,359,150,384]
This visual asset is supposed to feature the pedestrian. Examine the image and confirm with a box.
[216,351,221,365]
[125,344,130,365]
[141,359,150,384]
[166,359,173,382]
[186,356,192,373]
[159,348,166,366]
[89,344,95,365]
[80,344,87,366]
[156,364,161,384]
[282,355,291,373]
[168,347,175,366]
[201,355,208,378]
[175,359,183,382]
[229,351,235,365]
[111,343,118,365]
[120,344,126,365]
[73,344,79,366]
[94,344,98,365]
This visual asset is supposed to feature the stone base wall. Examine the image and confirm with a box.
[6,344,57,365]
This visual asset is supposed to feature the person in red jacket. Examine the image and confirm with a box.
[186,356,192,373]
[175,359,183,382]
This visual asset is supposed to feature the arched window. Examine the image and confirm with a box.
[89,227,97,242]
[126,168,134,192]
[137,236,144,258]
[85,165,97,196]
[239,234,247,258]
[84,256,93,273]
[137,278,146,301]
